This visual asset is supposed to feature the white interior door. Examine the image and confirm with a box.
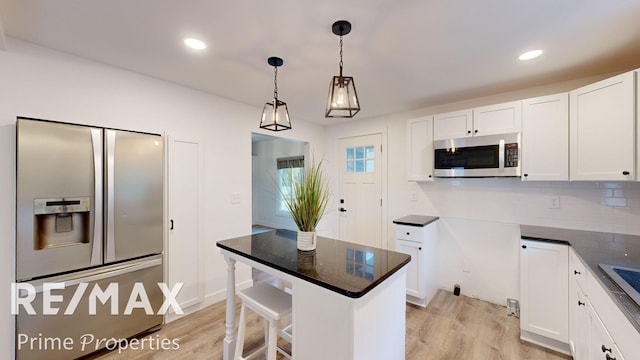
[168,137,203,312]
[338,134,383,248]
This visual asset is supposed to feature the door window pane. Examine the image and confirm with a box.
[345,145,376,173]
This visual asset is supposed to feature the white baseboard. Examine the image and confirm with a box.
[520,329,571,356]
[165,279,254,324]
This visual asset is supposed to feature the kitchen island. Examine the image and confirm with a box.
[217,229,411,360]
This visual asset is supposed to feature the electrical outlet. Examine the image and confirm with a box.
[231,192,241,204]
[548,195,560,209]
[410,192,418,202]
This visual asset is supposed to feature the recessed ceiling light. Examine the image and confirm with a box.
[184,38,206,50]
[519,49,543,61]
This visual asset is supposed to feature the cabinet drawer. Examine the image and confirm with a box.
[587,270,640,360]
[569,247,587,293]
[395,226,424,243]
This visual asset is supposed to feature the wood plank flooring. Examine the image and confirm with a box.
[88,290,570,360]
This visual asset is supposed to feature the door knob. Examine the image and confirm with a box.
[339,207,347,212]
[574,270,581,275]
[578,301,585,306]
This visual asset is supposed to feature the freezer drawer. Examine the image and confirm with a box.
[16,256,164,360]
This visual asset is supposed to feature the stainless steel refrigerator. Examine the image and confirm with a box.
[16,118,164,359]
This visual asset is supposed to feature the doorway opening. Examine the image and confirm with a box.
[251,133,307,233]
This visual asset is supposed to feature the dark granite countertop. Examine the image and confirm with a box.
[217,229,411,298]
[393,215,439,227]
[521,225,640,333]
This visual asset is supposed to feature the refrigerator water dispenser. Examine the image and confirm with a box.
[33,197,91,249]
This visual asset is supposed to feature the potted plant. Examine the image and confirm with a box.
[282,158,330,251]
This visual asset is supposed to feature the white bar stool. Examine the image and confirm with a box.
[234,282,293,360]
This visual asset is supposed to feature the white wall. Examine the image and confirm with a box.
[325,71,640,305]
[0,38,327,357]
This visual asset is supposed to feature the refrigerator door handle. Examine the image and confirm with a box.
[91,129,103,265]
[27,258,162,294]
[106,130,117,262]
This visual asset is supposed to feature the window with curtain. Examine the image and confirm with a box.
[277,156,304,213]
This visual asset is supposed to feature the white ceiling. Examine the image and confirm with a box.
[1,0,640,124]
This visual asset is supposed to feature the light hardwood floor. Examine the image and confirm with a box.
[88,290,570,360]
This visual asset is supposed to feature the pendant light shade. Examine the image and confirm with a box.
[326,20,360,118]
[260,57,292,131]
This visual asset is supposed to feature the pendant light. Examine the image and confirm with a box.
[326,20,360,118]
[260,57,292,131]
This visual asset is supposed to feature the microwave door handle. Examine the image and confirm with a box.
[498,139,505,171]
[90,129,102,266]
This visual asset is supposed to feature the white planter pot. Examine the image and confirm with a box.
[297,231,317,251]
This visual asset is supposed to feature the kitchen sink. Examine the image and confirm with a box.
[599,264,640,307]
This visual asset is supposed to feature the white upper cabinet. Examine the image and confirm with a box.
[472,100,522,136]
[433,109,472,140]
[522,93,569,181]
[569,71,636,181]
[433,101,522,140]
[406,116,434,181]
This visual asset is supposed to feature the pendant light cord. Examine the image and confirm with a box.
[273,66,278,100]
[339,35,344,77]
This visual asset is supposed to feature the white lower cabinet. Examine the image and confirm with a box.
[569,247,589,360]
[396,240,422,298]
[589,304,626,360]
[520,239,569,352]
[571,282,589,360]
[568,248,639,360]
[395,220,438,307]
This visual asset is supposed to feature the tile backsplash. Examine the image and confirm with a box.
[411,178,640,235]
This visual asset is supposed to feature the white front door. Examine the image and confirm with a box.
[338,134,383,248]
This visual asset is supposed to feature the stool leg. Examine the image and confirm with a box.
[234,304,246,360]
[263,318,269,351]
[266,318,278,360]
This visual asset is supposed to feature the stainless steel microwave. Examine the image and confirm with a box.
[433,132,521,177]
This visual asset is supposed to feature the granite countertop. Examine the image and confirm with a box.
[521,225,640,333]
[393,215,439,227]
[217,229,411,298]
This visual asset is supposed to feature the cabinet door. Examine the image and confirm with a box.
[589,305,625,360]
[569,71,636,181]
[473,100,522,137]
[522,94,569,181]
[407,116,434,181]
[520,239,569,343]
[433,109,472,140]
[396,240,422,298]
[570,278,589,360]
